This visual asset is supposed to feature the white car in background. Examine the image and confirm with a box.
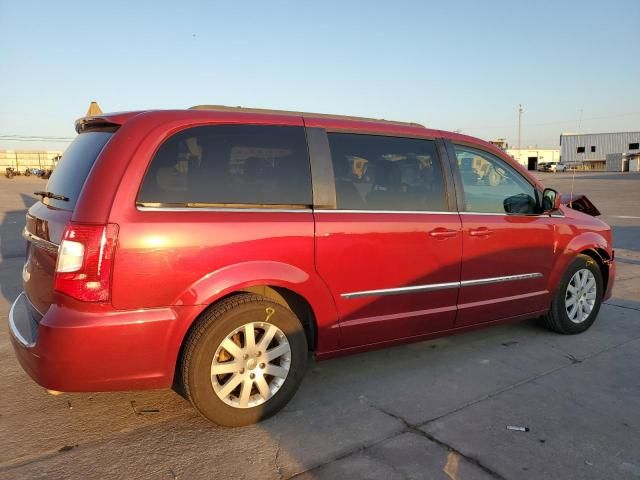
[544,162,567,172]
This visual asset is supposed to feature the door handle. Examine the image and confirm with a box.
[428,228,458,239]
[469,227,493,237]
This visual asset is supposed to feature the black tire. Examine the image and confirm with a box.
[541,254,603,334]
[180,293,308,426]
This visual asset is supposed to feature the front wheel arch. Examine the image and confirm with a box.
[578,248,610,294]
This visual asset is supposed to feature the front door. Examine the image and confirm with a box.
[314,132,462,347]
[451,144,555,326]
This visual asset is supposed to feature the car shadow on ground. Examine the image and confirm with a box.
[0,193,36,305]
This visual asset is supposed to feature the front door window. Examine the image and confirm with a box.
[455,146,537,214]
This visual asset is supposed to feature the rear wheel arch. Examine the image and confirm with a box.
[239,285,317,352]
[174,285,317,389]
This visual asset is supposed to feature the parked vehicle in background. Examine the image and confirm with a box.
[9,106,615,426]
[538,162,566,173]
[3,167,52,179]
[24,168,47,177]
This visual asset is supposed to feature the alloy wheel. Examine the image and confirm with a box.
[565,268,597,324]
[210,321,291,408]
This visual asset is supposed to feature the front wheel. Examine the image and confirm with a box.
[541,254,603,334]
[180,293,308,426]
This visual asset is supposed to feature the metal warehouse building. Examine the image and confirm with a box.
[560,132,640,170]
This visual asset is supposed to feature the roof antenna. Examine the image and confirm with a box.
[569,109,582,206]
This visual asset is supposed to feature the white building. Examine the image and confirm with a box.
[505,148,560,171]
[560,132,640,170]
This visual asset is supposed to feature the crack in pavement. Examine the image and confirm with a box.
[274,439,284,480]
[286,434,401,479]
[604,301,640,312]
[286,394,506,480]
[369,403,507,480]
[286,395,506,480]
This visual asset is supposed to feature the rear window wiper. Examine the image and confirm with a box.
[34,191,69,202]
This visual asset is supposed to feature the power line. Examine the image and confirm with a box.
[458,111,640,132]
[0,135,74,143]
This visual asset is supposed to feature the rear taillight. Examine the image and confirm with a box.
[54,223,119,302]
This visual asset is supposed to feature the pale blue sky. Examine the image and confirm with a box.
[1,0,639,150]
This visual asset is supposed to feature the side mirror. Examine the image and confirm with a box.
[541,188,561,213]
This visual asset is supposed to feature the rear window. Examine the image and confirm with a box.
[138,125,311,207]
[43,131,113,210]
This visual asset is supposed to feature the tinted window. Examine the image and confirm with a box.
[455,146,537,214]
[43,131,113,210]
[138,125,311,206]
[327,133,447,211]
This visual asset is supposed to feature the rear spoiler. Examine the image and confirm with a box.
[560,194,601,217]
[74,111,145,134]
[75,117,121,134]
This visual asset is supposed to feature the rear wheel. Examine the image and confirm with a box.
[541,254,603,334]
[181,293,308,426]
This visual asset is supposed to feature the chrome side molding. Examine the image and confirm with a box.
[460,272,543,287]
[341,281,460,299]
[341,272,543,299]
[137,206,312,213]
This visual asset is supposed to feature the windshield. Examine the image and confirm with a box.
[43,131,113,210]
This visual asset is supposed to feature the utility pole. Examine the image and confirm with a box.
[518,104,524,164]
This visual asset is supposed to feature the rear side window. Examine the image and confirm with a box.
[44,131,113,210]
[138,125,311,207]
[327,133,447,211]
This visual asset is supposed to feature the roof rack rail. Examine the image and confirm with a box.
[189,105,425,128]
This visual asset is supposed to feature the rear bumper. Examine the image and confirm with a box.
[8,292,203,392]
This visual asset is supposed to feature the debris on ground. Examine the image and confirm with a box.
[130,400,160,415]
[506,425,530,432]
[59,445,78,452]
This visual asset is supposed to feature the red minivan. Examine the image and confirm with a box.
[9,106,615,426]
